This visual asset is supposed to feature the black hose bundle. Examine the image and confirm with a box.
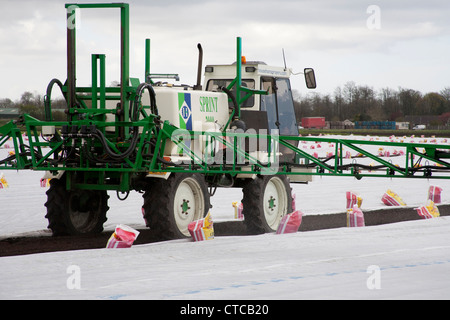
[88,82,159,162]
[91,128,139,161]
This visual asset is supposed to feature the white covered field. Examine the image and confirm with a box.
[1,134,450,300]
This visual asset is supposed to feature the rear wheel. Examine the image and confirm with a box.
[45,175,109,236]
[242,175,292,234]
[142,173,210,239]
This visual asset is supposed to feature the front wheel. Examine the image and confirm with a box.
[242,175,292,234]
[142,173,210,239]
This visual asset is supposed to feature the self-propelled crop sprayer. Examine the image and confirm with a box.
[1,3,450,239]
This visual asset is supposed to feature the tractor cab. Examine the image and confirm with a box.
[203,61,316,136]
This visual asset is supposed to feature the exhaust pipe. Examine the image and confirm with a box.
[194,43,203,90]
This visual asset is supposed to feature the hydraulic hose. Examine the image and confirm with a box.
[130,82,158,121]
[219,86,238,114]
[44,79,65,121]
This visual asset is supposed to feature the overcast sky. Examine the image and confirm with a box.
[1,0,449,101]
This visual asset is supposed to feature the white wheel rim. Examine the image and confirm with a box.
[174,177,205,236]
[263,177,288,230]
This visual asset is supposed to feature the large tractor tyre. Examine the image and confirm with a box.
[242,175,293,234]
[45,176,109,236]
[142,173,210,240]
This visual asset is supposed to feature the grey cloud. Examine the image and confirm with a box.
[1,0,450,99]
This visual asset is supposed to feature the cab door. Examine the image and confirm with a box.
[260,77,298,136]
[260,77,298,163]
[274,78,298,136]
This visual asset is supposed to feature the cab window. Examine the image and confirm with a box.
[260,77,298,135]
[206,79,255,108]
[260,77,278,132]
[276,78,298,135]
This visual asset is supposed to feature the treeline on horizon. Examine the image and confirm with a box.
[1,81,450,124]
[0,91,68,121]
[293,81,450,125]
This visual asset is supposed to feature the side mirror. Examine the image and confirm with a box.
[304,68,316,89]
